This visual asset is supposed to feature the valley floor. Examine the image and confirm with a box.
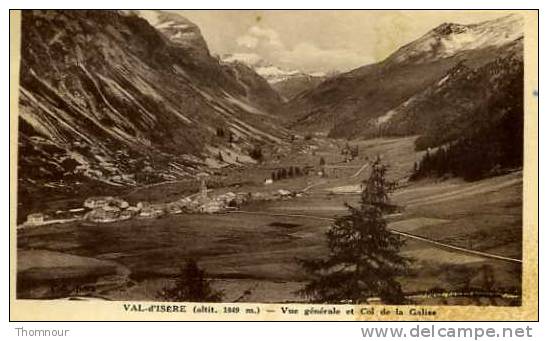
[16,136,523,305]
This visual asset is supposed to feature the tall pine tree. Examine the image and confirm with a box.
[300,157,409,304]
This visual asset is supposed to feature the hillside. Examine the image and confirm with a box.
[284,14,524,138]
[17,10,286,214]
[378,37,523,145]
[219,61,284,112]
[409,52,524,181]
[271,74,326,101]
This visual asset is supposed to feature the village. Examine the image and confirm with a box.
[20,173,307,228]
[19,140,368,228]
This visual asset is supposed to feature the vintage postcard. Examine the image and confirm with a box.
[9,9,538,321]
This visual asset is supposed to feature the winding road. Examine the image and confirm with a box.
[227,210,522,264]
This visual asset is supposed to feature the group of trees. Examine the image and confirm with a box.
[410,148,447,180]
[271,166,304,181]
[341,143,359,162]
[410,91,523,182]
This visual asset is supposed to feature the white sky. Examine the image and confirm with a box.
[169,10,517,73]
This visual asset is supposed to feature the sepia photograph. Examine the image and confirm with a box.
[9,9,538,321]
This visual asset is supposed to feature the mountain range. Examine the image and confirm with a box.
[17,10,287,210]
[220,53,329,101]
[16,10,525,213]
[283,14,524,138]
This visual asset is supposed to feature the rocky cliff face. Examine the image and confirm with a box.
[146,10,210,58]
[17,10,285,211]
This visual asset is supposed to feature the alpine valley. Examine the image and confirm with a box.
[15,10,528,307]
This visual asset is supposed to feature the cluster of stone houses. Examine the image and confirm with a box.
[21,168,303,227]
[83,191,252,223]
[83,196,132,223]
[22,191,253,227]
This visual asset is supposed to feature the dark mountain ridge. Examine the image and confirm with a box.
[17,10,286,216]
[379,37,523,147]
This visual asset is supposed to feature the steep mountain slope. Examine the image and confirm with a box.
[17,10,286,212]
[150,13,283,112]
[219,61,284,112]
[377,38,523,147]
[409,53,524,181]
[284,14,524,138]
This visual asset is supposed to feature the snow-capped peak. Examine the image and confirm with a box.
[138,10,210,55]
[220,53,319,84]
[387,14,524,64]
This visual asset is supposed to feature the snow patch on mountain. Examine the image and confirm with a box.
[388,14,523,64]
[254,66,302,83]
[139,10,210,55]
[220,53,319,84]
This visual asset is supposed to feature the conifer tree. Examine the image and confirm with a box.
[300,157,409,304]
[157,259,222,302]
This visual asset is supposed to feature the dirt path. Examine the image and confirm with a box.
[351,162,369,178]
[301,180,328,192]
[227,211,522,264]
[302,161,369,194]
[390,229,521,264]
